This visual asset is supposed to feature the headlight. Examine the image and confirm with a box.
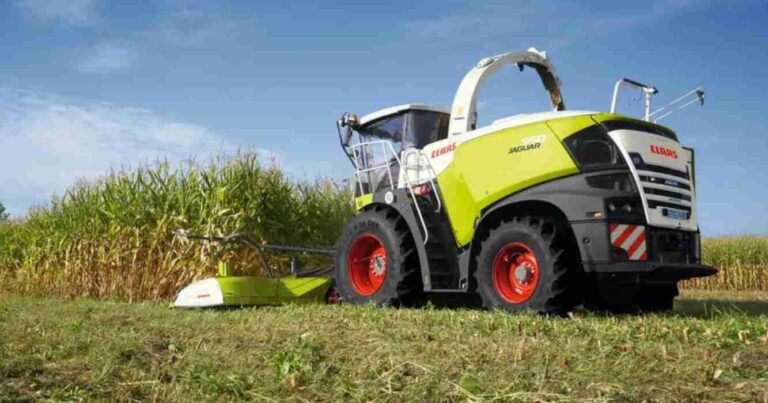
[627,152,646,169]
[563,125,627,171]
[586,173,636,192]
[605,197,644,219]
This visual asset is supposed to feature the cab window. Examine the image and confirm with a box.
[358,110,449,152]
[355,109,449,193]
[405,110,450,149]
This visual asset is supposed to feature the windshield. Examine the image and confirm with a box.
[351,109,450,194]
[360,114,404,150]
[358,110,449,150]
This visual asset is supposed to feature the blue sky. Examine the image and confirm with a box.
[0,0,766,235]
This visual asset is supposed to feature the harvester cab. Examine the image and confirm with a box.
[338,104,450,194]
[334,48,715,313]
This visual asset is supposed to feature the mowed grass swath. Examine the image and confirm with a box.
[0,152,354,301]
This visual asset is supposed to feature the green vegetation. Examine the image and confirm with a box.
[1,290,767,401]
[684,237,768,291]
[0,153,354,301]
[0,151,767,300]
[0,152,766,401]
[0,201,8,221]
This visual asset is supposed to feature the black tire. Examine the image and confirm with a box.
[636,283,678,313]
[473,217,577,314]
[333,209,420,306]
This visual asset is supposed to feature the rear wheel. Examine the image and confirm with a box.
[474,217,577,314]
[334,209,420,306]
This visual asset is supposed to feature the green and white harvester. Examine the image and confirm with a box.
[333,48,714,313]
[175,48,715,314]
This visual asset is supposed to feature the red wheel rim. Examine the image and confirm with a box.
[347,234,387,296]
[492,242,540,304]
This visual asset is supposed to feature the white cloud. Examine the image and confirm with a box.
[76,42,136,74]
[404,0,704,46]
[0,87,242,216]
[147,2,258,47]
[17,0,99,26]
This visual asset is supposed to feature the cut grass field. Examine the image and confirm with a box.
[2,290,767,402]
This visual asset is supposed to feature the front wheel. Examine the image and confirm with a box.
[333,209,420,306]
[474,217,577,314]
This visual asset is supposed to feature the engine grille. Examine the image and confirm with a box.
[637,171,694,220]
[641,164,689,180]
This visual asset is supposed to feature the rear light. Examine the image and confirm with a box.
[563,125,627,171]
[413,184,431,196]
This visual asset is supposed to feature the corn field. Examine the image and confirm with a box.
[683,237,768,291]
[0,152,766,300]
[0,153,354,301]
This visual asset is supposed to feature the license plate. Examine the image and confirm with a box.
[665,208,687,220]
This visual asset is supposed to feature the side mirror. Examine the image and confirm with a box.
[340,125,353,147]
[337,113,359,147]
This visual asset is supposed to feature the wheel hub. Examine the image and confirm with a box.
[492,242,540,304]
[370,254,386,277]
[514,262,534,284]
[347,234,388,296]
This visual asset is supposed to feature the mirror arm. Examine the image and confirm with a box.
[337,116,357,168]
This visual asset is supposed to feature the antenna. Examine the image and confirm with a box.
[649,87,705,123]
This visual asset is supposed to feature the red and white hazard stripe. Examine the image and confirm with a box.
[609,224,647,260]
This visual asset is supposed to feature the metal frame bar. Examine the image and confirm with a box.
[649,87,705,123]
[611,79,704,123]
[174,230,335,279]
[402,148,442,213]
[610,78,658,121]
[348,140,437,245]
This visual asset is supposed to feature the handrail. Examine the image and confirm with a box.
[402,148,442,213]
[610,78,658,121]
[349,140,431,245]
[609,79,705,123]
